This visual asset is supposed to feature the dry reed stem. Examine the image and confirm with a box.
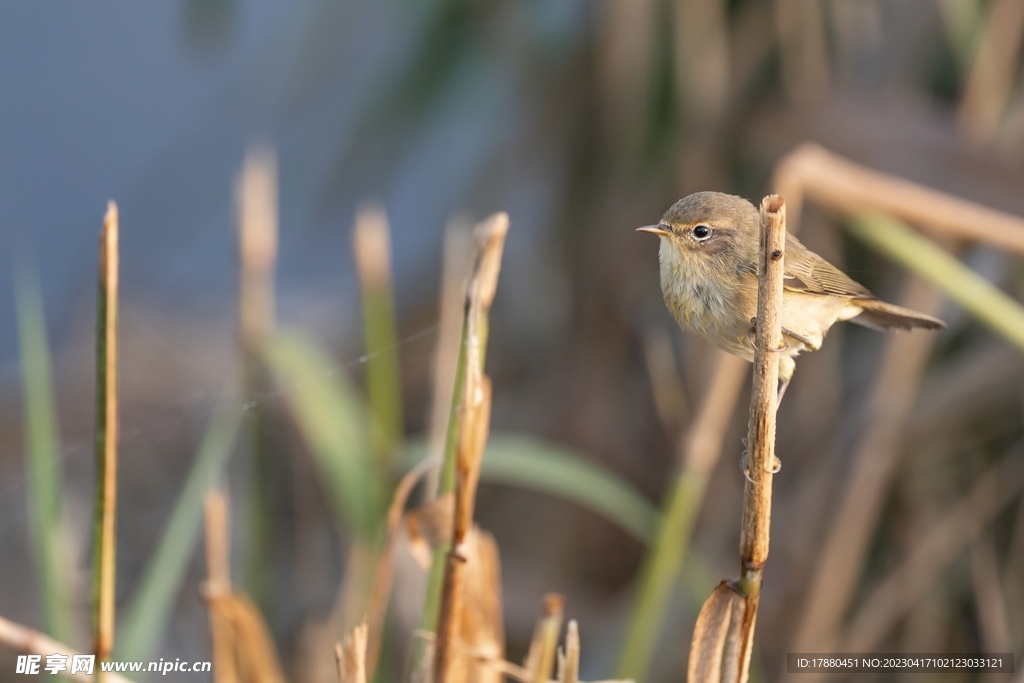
[237,146,278,350]
[957,0,1024,144]
[773,142,1024,254]
[773,0,829,105]
[0,614,132,683]
[93,201,119,667]
[364,457,441,677]
[204,489,237,683]
[732,195,786,682]
[236,146,278,611]
[840,449,1024,652]
[458,527,505,683]
[790,277,943,661]
[353,205,392,289]
[433,212,508,683]
[524,594,564,683]
[203,488,287,683]
[969,535,1013,655]
[335,621,369,683]
[557,620,580,683]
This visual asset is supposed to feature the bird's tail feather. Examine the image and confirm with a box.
[851,299,946,331]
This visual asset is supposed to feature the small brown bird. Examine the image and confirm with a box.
[640,191,945,399]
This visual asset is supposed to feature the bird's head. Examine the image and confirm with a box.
[637,191,758,257]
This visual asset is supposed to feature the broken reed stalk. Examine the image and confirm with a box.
[524,594,564,683]
[433,345,494,680]
[236,146,279,610]
[734,195,787,679]
[0,614,133,683]
[772,142,1024,254]
[430,213,509,683]
[420,213,508,674]
[557,620,580,683]
[335,621,369,683]
[92,201,119,669]
[354,204,404,475]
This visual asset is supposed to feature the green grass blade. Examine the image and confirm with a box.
[479,434,659,544]
[616,469,708,680]
[355,208,404,475]
[14,267,74,644]
[404,433,660,544]
[263,331,384,538]
[847,213,1024,351]
[116,399,242,664]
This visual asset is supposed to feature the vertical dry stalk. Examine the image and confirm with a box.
[237,146,278,352]
[236,146,278,608]
[734,195,787,680]
[335,621,369,683]
[773,0,829,104]
[969,535,1013,655]
[93,201,119,668]
[432,213,509,683]
[957,0,1024,144]
[204,489,237,683]
[524,594,564,683]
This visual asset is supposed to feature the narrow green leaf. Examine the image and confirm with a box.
[847,213,1024,351]
[14,267,74,644]
[479,434,659,544]
[116,399,241,664]
[404,433,660,544]
[263,331,384,538]
[617,468,708,680]
[355,208,404,474]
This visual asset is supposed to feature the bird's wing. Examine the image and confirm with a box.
[782,234,874,299]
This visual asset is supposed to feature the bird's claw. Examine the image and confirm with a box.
[747,319,789,352]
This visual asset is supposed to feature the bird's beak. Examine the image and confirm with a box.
[637,225,671,236]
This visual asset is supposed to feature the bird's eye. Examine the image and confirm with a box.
[693,225,711,240]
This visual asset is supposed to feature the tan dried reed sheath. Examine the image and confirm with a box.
[93,201,119,668]
[733,195,786,681]
[364,457,440,677]
[772,143,1024,254]
[434,376,493,683]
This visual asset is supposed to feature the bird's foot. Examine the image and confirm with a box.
[739,436,782,479]
[747,318,790,352]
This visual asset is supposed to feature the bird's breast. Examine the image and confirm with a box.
[657,239,751,345]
